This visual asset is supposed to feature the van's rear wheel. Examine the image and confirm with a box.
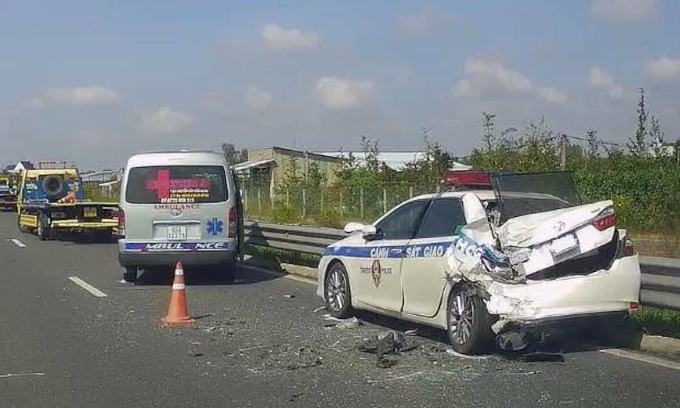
[216,257,237,283]
[123,266,137,283]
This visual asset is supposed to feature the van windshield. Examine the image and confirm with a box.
[125,165,228,204]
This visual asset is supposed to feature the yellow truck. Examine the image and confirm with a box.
[0,173,18,211]
[16,165,119,240]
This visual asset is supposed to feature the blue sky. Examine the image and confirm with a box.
[1,0,679,169]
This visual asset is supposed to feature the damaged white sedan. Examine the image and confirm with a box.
[316,171,641,354]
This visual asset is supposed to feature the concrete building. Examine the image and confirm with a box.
[233,146,346,196]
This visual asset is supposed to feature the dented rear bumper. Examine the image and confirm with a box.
[484,254,641,334]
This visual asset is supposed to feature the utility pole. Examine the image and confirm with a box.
[560,134,567,170]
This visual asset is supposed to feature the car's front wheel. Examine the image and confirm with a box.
[446,284,494,355]
[324,262,352,319]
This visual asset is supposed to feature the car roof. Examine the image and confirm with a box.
[125,150,226,168]
[23,169,79,177]
[408,189,566,202]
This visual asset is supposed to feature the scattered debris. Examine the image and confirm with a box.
[323,314,362,329]
[337,317,361,329]
[445,348,493,360]
[289,392,305,402]
[358,330,418,368]
[367,372,425,383]
[404,329,418,336]
[284,294,296,299]
[516,352,565,363]
[190,352,204,358]
[313,306,326,313]
[508,370,540,376]
[285,347,323,370]
[239,345,268,352]
[496,331,531,352]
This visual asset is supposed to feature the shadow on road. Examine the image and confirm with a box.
[131,262,282,287]
[56,231,119,245]
[349,308,643,360]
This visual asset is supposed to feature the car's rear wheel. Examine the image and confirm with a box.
[325,262,352,319]
[446,284,494,355]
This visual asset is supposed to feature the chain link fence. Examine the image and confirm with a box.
[242,183,441,228]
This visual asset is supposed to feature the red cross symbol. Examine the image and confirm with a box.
[146,169,171,199]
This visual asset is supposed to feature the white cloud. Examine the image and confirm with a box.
[398,5,433,34]
[645,57,680,82]
[538,87,568,104]
[22,97,45,109]
[261,24,319,52]
[591,0,658,23]
[314,76,375,109]
[244,87,273,111]
[453,57,533,97]
[588,67,624,98]
[139,107,193,135]
[43,85,122,106]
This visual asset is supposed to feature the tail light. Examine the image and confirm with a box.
[592,207,616,231]
[118,208,125,236]
[228,207,236,238]
[628,302,640,312]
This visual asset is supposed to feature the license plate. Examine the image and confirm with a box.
[83,207,97,218]
[167,225,187,241]
[550,233,578,256]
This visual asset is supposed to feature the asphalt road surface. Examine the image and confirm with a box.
[1,212,680,408]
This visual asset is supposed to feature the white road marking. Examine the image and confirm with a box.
[68,277,108,298]
[599,348,680,371]
[0,372,45,379]
[10,239,26,248]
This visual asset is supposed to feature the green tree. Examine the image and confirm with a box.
[222,143,248,165]
[628,87,648,156]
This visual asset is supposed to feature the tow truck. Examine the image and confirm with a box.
[16,161,119,240]
[0,172,18,211]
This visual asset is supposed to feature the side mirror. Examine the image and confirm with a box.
[360,224,377,238]
[343,222,365,234]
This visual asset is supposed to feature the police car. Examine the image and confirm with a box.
[316,171,641,354]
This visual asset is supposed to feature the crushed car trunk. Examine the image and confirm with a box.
[443,171,639,336]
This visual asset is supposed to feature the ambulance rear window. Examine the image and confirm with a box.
[125,165,228,204]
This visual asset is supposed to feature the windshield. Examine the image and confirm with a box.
[125,165,228,204]
[490,171,580,222]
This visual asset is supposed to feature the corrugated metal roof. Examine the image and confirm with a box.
[316,151,471,171]
[233,159,275,173]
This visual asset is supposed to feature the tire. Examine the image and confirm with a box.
[446,284,495,355]
[221,257,237,283]
[123,266,137,283]
[37,213,50,241]
[324,262,353,319]
[17,213,26,233]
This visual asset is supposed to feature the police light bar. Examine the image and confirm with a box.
[444,170,492,187]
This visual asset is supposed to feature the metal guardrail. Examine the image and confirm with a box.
[244,221,680,312]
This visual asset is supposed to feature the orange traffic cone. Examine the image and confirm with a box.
[161,261,195,325]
